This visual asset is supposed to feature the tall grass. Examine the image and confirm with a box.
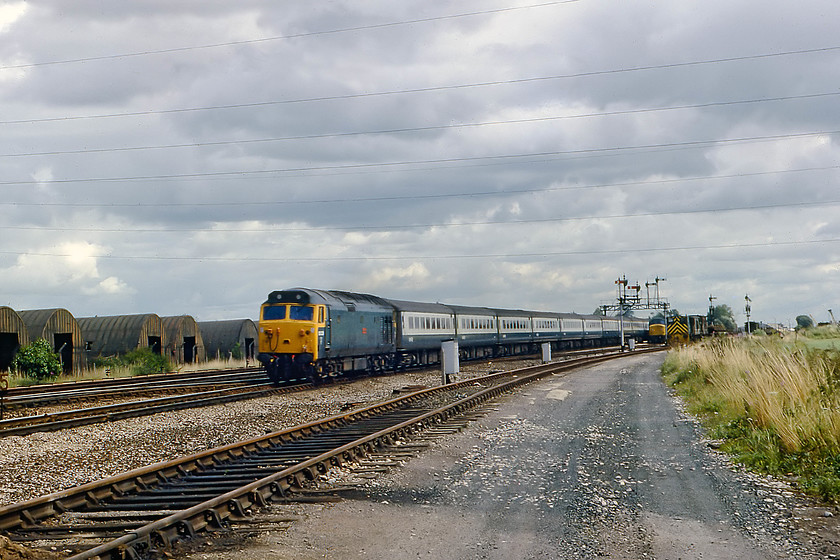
[663,337,840,502]
[6,356,252,388]
[178,357,249,372]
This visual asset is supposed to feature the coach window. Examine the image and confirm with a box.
[318,306,325,323]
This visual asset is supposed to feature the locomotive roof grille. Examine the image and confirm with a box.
[267,290,311,305]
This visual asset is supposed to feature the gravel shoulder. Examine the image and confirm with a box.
[0,361,524,506]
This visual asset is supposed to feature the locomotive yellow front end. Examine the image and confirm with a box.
[648,322,667,344]
[258,290,327,385]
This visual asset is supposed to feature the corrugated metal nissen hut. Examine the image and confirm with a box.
[77,314,166,360]
[18,308,85,373]
[162,315,205,364]
[0,306,29,371]
[197,319,258,362]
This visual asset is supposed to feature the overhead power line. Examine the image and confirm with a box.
[4,50,840,126]
[2,165,837,208]
[1,196,838,234]
[2,91,838,158]
[0,1,579,71]
[0,129,837,186]
[1,238,838,263]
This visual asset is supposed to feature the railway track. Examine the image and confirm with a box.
[0,368,281,438]
[0,349,657,560]
[1,368,265,411]
[0,346,643,438]
[0,383,285,438]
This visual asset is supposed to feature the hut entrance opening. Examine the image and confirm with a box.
[0,333,19,370]
[183,337,196,363]
[53,333,73,373]
[148,336,162,355]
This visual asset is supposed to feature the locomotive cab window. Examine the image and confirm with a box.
[263,305,286,320]
[289,305,314,321]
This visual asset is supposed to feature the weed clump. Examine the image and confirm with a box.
[663,337,840,503]
[92,348,172,376]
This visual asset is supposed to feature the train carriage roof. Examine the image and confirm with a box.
[557,312,586,320]
[383,299,454,315]
[491,308,536,318]
[443,304,496,316]
[528,310,562,319]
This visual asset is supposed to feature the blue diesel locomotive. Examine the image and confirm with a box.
[257,288,648,385]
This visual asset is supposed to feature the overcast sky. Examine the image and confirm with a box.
[1,1,839,327]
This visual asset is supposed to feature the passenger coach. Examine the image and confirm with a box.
[389,299,455,369]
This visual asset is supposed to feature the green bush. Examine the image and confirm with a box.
[12,339,62,380]
[124,348,171,375]
[93,347,171,376]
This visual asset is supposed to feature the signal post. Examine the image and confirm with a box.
[601,276,670,350]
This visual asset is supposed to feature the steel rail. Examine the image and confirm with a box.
[4,345,643,410]
[1,346,642,433]
[0,350,656,559]
[2,368,263,406]
[0,382,283,438]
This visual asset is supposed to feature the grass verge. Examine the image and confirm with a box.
[6,356,251,388]
[663,335,840,503]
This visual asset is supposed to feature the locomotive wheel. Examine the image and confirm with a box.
[266,359,284,387]
[303,362,319,385]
